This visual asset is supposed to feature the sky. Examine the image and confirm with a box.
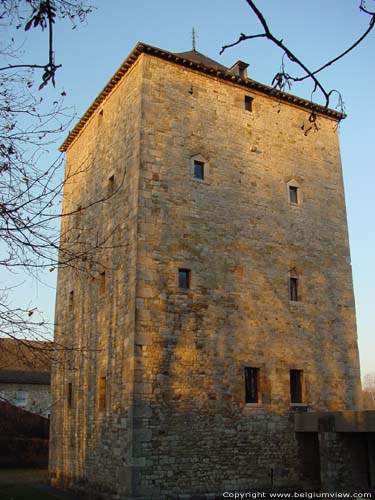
[1,0,374,376]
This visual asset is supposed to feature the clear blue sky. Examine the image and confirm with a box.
[2,0,374,376]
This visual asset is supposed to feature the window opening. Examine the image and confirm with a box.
[16,390,28,407]
[245,367,260,403]
[289,185,298,204]
[289,276,298,302]
[108,175,115,196]
[245,95,253,112]
[193,160,204,180]
[99,271,106,295]
[67,383,72,409]
[98,377,106,411]
[290,369,303,403]
[178,268,191,289]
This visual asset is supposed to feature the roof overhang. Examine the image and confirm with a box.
[60,42,346,152]
[0,370,51,385]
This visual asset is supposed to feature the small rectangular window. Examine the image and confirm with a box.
[193,160,204,180]
[244,367,260,403]
[290,369,303,403]
[16,390,28,407]
[244,95,253,112]
[98,377,106,411]
[289,277,298,302]
[289,186,298,204]
[67,383,72,409]
[178,268,191,289]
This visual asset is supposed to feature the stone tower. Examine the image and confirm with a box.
[50,43,368,498]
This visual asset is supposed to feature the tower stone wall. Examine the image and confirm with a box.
[50,57,143,497]
[50,45,362,499]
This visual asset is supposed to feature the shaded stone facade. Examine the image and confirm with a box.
[0,376,50,417]
[50,43,364,498]
[0,339,51,417]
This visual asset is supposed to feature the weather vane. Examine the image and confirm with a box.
[192,27,196,51]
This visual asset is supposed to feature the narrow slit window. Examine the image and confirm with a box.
[178,268,191,289]
[75,206,82,231]
[244,95,253,112]
[290,369,303,404]
[99,271,106,295]
[289,186,298,204]
[244,367,260,403]
[69,290,74,309]
[289,276,298,302]
[108,175,115,196]
[67,383,72,409]
[98,377,106,411]
[193,160,204,180]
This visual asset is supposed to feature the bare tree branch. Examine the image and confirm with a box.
[0,1,117,368]
[221,0,375,112]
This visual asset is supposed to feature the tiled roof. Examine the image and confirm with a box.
[0,339,52,372]
[0,370,50,385]
[176,49,228,71]
[60,42,346,152]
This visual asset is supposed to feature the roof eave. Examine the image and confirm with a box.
[60,42,346,152]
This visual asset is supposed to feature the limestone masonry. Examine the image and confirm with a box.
[50,43,374,499]
[0,339,51,417]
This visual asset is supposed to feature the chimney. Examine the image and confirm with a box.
[229,60,249,79]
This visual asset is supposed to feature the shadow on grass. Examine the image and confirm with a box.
[0,469,80,500]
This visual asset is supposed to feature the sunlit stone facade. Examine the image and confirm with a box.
[50,43,363,498]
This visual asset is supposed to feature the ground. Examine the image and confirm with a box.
[0,469,79,500]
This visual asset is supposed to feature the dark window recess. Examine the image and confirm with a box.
[244,95,254,112]
[99,271,106,295]
[69,291,74,309]
[290,369,303,403]
[289,277,298,302]
[245,367,259,403]
[67,382,72,409]
[289,186,298,204]
[108,175,115,196]
[75,206,82,228]
[194,160,204,180]
[98,377,106,411]
[178,268,191,289]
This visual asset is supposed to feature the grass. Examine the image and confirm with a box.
[0,483,58,500]
[0,469,79,500]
